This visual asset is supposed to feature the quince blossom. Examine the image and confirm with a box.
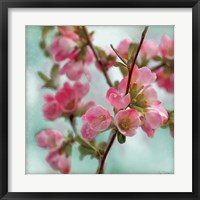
[49,36,77,62]
[114,109,140,136]
[46,150,70,174]
[36,129,64,150]
[140,40,160,60]
[82,105,112,132]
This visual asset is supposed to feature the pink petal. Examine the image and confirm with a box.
[81,123,99,141]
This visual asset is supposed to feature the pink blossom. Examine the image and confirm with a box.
[58,26,79,40]
[43,95,62,121]
[81,123,99,141]
[49,36,76,62]
[142,86,159,106]
[117,38,132,59]
[60,60,85,81]
[55,83,78,113]
[118,65,157,93]
[46,150,70,174]
[95,49,116,71]
[155,67,174,93]
[106,87,130,110]
[55,82,89,113]
[140,40,159,60]
[59,47,93,81]
[114,109,140,137]
[82,105,112,132]
[36,129,64,150]
[160,35,174,60]
[141,103,168,138]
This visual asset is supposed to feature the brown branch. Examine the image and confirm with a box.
[97,129,117,174]
[125,26,149,94]
[151,63,166,72]
[82,26,113,87]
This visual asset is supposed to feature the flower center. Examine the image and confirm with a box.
[65,100,75,110]
[119,119,130,131]
[99,115,106,122]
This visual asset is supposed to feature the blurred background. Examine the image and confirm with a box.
[26,25,174,174]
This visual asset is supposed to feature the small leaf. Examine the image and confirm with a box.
[78,145,97,160]
[153,56,163,61]
[128,43,135,60]
[117,131,126,144]
[114,62,127,68]
[50,64,60,81]
[38,71,50,82]
[114,80,119,89]
[119,65,128,77]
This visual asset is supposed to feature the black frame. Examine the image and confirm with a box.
[0,0,199,199]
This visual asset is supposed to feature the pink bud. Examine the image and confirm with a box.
[155,67,174,93]
[49,36,76,62]
[46,150,70,174]
[43,96,62,121]
[160,35,174,60]
[36,129,64,150]
[117,38,132,59]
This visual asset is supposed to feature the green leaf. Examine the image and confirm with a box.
[117,131,126,144]
[37,71,50,82]
[114,62,127,68]
[119,65,128,77]
[78,145,98,160]
[114,80,119,89]
[128,43,136,60]
[50,64,60,81]
[95,46,106,58]
[153,56,163,61]
[64,144,72,156]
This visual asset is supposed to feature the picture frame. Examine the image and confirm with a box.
[0,0,199,199]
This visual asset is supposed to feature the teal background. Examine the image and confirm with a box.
[26,26,174,174]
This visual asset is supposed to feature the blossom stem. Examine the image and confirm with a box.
[97,129,117,174]
[151,63,166,72]
[69,115,77,136]
[82,26,113,87]
[110,44,128,66]
[125,26,149,94]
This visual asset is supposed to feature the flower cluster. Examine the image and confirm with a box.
[117,34,174,93]
[36,26,174,174]
[36,129,71,174]
[43,82,93,121]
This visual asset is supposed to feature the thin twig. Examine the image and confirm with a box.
[125,26,149,94]
[110,44,128,66]
[151,63,166,72]
[97,129,117,174]
[82,26,113,87]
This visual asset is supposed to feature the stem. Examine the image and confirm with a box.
[82,26,113,87]
[151,63,166,72]
[69,115,77,136]
[97,129,117,174]
[110,44,128,66]
[75,135,101,157]
[125,26,149,95]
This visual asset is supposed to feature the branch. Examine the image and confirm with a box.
[97,129,117,174]
[125,26,149,94]
[110,44,128,66]
[151,63,166,72]
[82,26,113,87]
